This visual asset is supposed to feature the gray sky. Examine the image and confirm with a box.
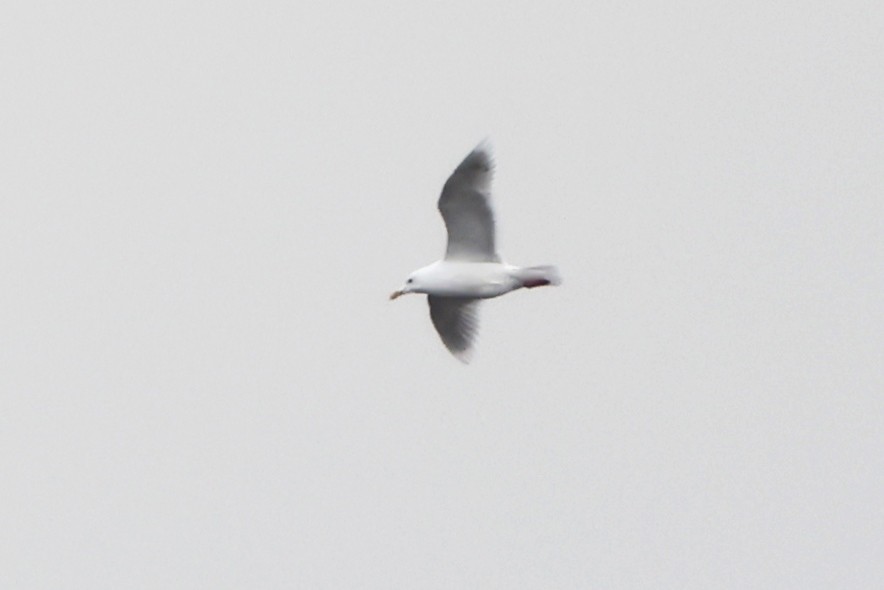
[2,1,883,588]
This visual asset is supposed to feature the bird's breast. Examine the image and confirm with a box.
[422,262,517,299]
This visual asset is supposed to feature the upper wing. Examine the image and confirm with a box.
[428,296,480,363]
[437,145,499,262]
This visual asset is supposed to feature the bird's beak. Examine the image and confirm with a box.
[389,290,404,300]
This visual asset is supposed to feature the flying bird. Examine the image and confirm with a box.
[390,143,561,362]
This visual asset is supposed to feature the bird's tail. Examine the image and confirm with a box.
[514,265,562,289]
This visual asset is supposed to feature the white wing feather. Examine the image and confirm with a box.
[437,145,499,262]
[427,296,480,363]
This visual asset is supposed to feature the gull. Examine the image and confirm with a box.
[390,143,561,363]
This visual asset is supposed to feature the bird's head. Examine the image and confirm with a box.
[389,275,418,300]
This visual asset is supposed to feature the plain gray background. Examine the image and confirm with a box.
[2,1,882,588]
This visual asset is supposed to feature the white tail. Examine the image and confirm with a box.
[514,265,562,289]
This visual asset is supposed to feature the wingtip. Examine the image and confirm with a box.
[451,348,474,364]
[474,137,493,155]
[456,141,495,184]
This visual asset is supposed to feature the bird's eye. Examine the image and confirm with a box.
[407,278,413,284]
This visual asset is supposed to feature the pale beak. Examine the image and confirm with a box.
[389,290,404,300]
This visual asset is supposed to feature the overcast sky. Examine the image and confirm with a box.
[2,1,883,588]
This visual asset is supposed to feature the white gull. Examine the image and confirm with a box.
[390,143,561,363]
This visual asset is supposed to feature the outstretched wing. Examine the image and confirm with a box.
[428,296,480,363]
[438,145,499,262]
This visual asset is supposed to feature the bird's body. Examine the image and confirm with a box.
[391,144,560,362]
[403,261,522,299]
[401,260,562,299]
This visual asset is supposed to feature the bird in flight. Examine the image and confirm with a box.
[390,143,561,363]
